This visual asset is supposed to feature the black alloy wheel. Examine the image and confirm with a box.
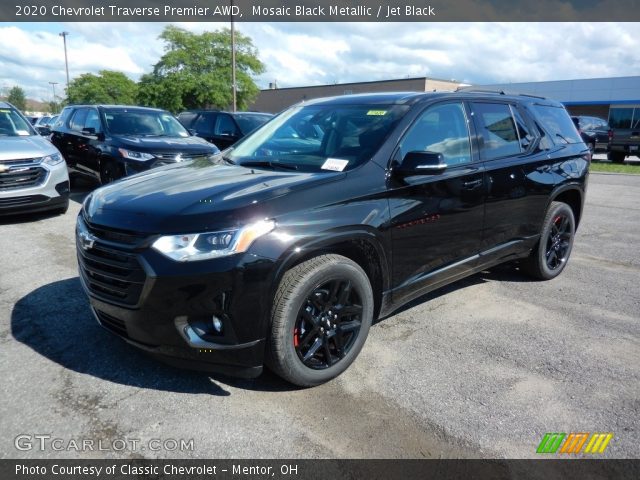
[100,160,123,185]
[267,254,374,387]
[545,214,572,271]
[294,279,363,370]
[522,201,576,280]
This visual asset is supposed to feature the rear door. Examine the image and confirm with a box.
[77,107,103,175]
[64,108,89,172]
[388,101,486,305]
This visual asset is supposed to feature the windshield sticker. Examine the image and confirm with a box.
[367,110,387,116]
[321,158,349,172]
[16,130,30,136]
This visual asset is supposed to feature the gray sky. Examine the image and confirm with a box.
[1,22,638,102]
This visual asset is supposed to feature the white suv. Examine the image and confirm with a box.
[0,102,69,215]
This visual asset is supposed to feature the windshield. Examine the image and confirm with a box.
[104,110,190,137]
[0,107,36,137]
[228,104,409,171]
[234,114,272,135]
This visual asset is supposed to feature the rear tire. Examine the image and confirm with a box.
[267,254,374,387]
[522,201,575,280]
[607,151,626,164]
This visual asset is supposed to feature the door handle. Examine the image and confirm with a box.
[462,178,483,189]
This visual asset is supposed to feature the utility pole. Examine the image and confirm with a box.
[230,0,237,112]
[59,32,70,97]
[48,82,58,106]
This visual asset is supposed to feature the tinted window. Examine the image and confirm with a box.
[609,107,640,129]
[399,102,471,166]
[234,114,272,135]
[532,104,582,144]
[104,110,189,137]
[69,109,88,132]
[215,114,239,136]
[178,111,198,128]
[472,102,520,159]
[512,106,532,149]
[84,109,101,133]
[193,112,216,136]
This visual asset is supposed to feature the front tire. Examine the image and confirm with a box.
[267,254,374,387]
[100,160,124,185]
[522,201,576,280]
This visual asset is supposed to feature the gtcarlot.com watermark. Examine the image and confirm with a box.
[15,434,195,453]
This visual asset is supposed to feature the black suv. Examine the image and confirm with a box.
[51,105,219,185]
[178,110,273,150]
[607,105,640,163]
[77,92,589,386]
[571,115,609,153]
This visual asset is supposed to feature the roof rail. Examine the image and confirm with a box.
[455,87,505,95]
[455,86,547,100]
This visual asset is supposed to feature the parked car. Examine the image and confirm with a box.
[33,115,53,135]
[571,115,609,152]
[0,102,69,215]
[178,110,273,149]
[25,115,39,125]
[607,105,640,163]
[51,105,219,185]
[76,91,589,386]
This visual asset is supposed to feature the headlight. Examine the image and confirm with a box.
[42,153,63,166]
[152,219,275,262]
[118,148,155,161]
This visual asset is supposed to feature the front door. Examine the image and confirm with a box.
[388,101,485,305]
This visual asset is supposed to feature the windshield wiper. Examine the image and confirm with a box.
[239,160,298,171]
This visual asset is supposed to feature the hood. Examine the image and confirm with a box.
[0,135,58,161]
[111,134,217,154]
[85,160,344,233]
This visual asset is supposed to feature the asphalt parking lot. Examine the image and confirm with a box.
[0,170,638,459]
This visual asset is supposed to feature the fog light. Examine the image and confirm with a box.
[212,315,223,333]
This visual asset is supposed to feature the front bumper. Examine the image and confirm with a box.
[77,226,276,378]
[0,161,69,215]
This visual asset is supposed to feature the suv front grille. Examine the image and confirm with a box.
[0,195,48,208]
[151,152,210,166]
[77,221,148,306]
[0,165,47,191]
[86,223,149,246]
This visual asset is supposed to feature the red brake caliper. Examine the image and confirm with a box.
[293,328,299,347]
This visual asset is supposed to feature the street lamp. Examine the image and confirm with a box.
[48,82,58,109]
[230,0,236,112]
[59,31,70,96]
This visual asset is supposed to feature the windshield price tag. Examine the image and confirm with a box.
[321,158,349,171]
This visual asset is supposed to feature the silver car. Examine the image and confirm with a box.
[0,102,70,215]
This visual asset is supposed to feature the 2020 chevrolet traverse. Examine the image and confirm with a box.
[76,92,589,386]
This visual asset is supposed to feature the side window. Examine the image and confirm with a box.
[511,106,532,150]
[178,112,197,128]
[215,114,239,137]
[84,109,102,133]
[69,108,88,132]
[471,102,520,160]
[531,104,583,144]
[398,102,471,166]
[193,113,216,136]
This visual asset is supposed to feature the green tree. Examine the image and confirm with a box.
[67,70,138,105]
[138,26,264,112]
[7,86,27,111]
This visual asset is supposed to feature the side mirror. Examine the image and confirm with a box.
[395,151,447,177]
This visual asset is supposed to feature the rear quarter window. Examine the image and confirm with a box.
[532,104,583,144]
